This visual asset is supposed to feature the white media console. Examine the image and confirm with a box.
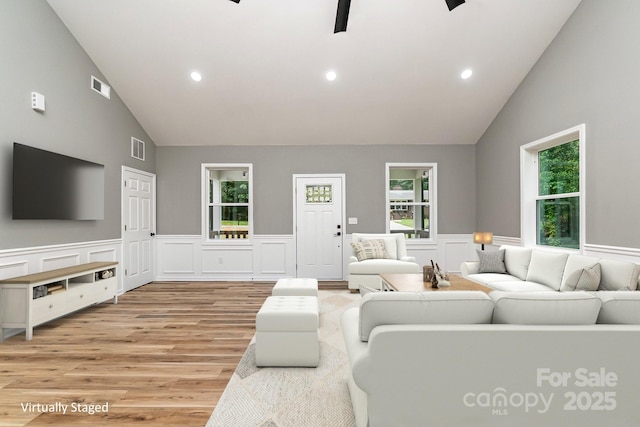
[0,261,118,341]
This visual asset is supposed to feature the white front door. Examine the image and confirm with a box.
[122,167,156,291]
[294,175,344,280]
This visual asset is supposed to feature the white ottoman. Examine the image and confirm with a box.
[255,296,319,367]
[272,278,318,297]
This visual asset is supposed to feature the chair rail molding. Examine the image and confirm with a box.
[584,243,640,263]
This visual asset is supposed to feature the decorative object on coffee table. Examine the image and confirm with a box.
[430,260,439,288]
[423,265,435,283]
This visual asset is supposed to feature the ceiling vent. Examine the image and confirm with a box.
[91,76,111,99]
[131,137,145,161]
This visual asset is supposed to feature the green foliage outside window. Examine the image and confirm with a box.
[220,181,248,226]
[539,140,579,195]
[221,181,248,203]
[537,140,579,248]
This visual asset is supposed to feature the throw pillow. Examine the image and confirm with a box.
[352,239,390,261]
[561,264,601,292]
[477,249,506,274]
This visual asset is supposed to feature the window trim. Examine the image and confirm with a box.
[201,163,253,243]
[520,124,585,251]
[385,162,437,243]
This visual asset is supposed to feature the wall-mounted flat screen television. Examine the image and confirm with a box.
[12,143,105,220]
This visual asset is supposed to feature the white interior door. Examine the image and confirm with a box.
[295,175,344,280]
[122,167,156,291]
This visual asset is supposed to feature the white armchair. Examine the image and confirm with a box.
[348,233,421,292]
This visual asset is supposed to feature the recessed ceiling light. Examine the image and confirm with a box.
[461,69,473,80]
[190,71,202,82]
[326,70,337,81]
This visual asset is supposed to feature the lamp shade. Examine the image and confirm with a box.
[473,232,493,245]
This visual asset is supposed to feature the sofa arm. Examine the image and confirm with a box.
[400,256,416,263]
[349,255,358,263]
[460,261,480,276]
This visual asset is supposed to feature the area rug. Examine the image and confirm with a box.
[206,290,361,427]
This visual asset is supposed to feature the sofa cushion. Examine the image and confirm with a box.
[525,250,569,291]
[352,239,389,261]
[477,249,506,273]
[595,291,640,324]
[501,245,532,281]
[561,264,601,292]
[491,291,601,325]
[466,273,521,286]
[349,259,421,275]
[485,281,558,293]
[598,259,640,291]
[358,291,494,341]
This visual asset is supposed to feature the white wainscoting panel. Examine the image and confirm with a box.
[155,235,295,281]
[0,260,29,280]
[158,239,196,274]
[202,247,253,274]
[41,253,81,272]
[443,240,472,273]
[0,240,122,293]
[255,236,295,278]
[155,234,640,281]
[405,234,474,274]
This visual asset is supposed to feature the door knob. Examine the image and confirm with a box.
[334,231,342,236]
[150,232,156,237]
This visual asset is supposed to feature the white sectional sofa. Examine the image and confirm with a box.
[461,245,640,293]
[341,290,640,427]
[341,246,640,426]
[461,245,640,319]
[348,233,420,292]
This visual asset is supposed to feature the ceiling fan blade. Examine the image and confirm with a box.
[334,0,351,33]
[445,0,465,11]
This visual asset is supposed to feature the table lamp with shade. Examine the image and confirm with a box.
[473,232,493,250]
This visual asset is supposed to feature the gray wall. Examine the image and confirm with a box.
[475,0,640,248]
[157,145,475,236]
[0,0,156,250]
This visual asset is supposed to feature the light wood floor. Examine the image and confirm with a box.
[0,281,347,426]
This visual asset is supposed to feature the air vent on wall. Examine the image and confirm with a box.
[91,76,111,99]
[131,137,145,161]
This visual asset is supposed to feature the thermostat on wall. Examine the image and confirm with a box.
[31,92,45,112]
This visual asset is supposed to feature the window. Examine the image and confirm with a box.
[386,163,437,240]
[521,125,585,250]
[202,164,252,240]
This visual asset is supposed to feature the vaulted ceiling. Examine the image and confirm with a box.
[47,0,581,146]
